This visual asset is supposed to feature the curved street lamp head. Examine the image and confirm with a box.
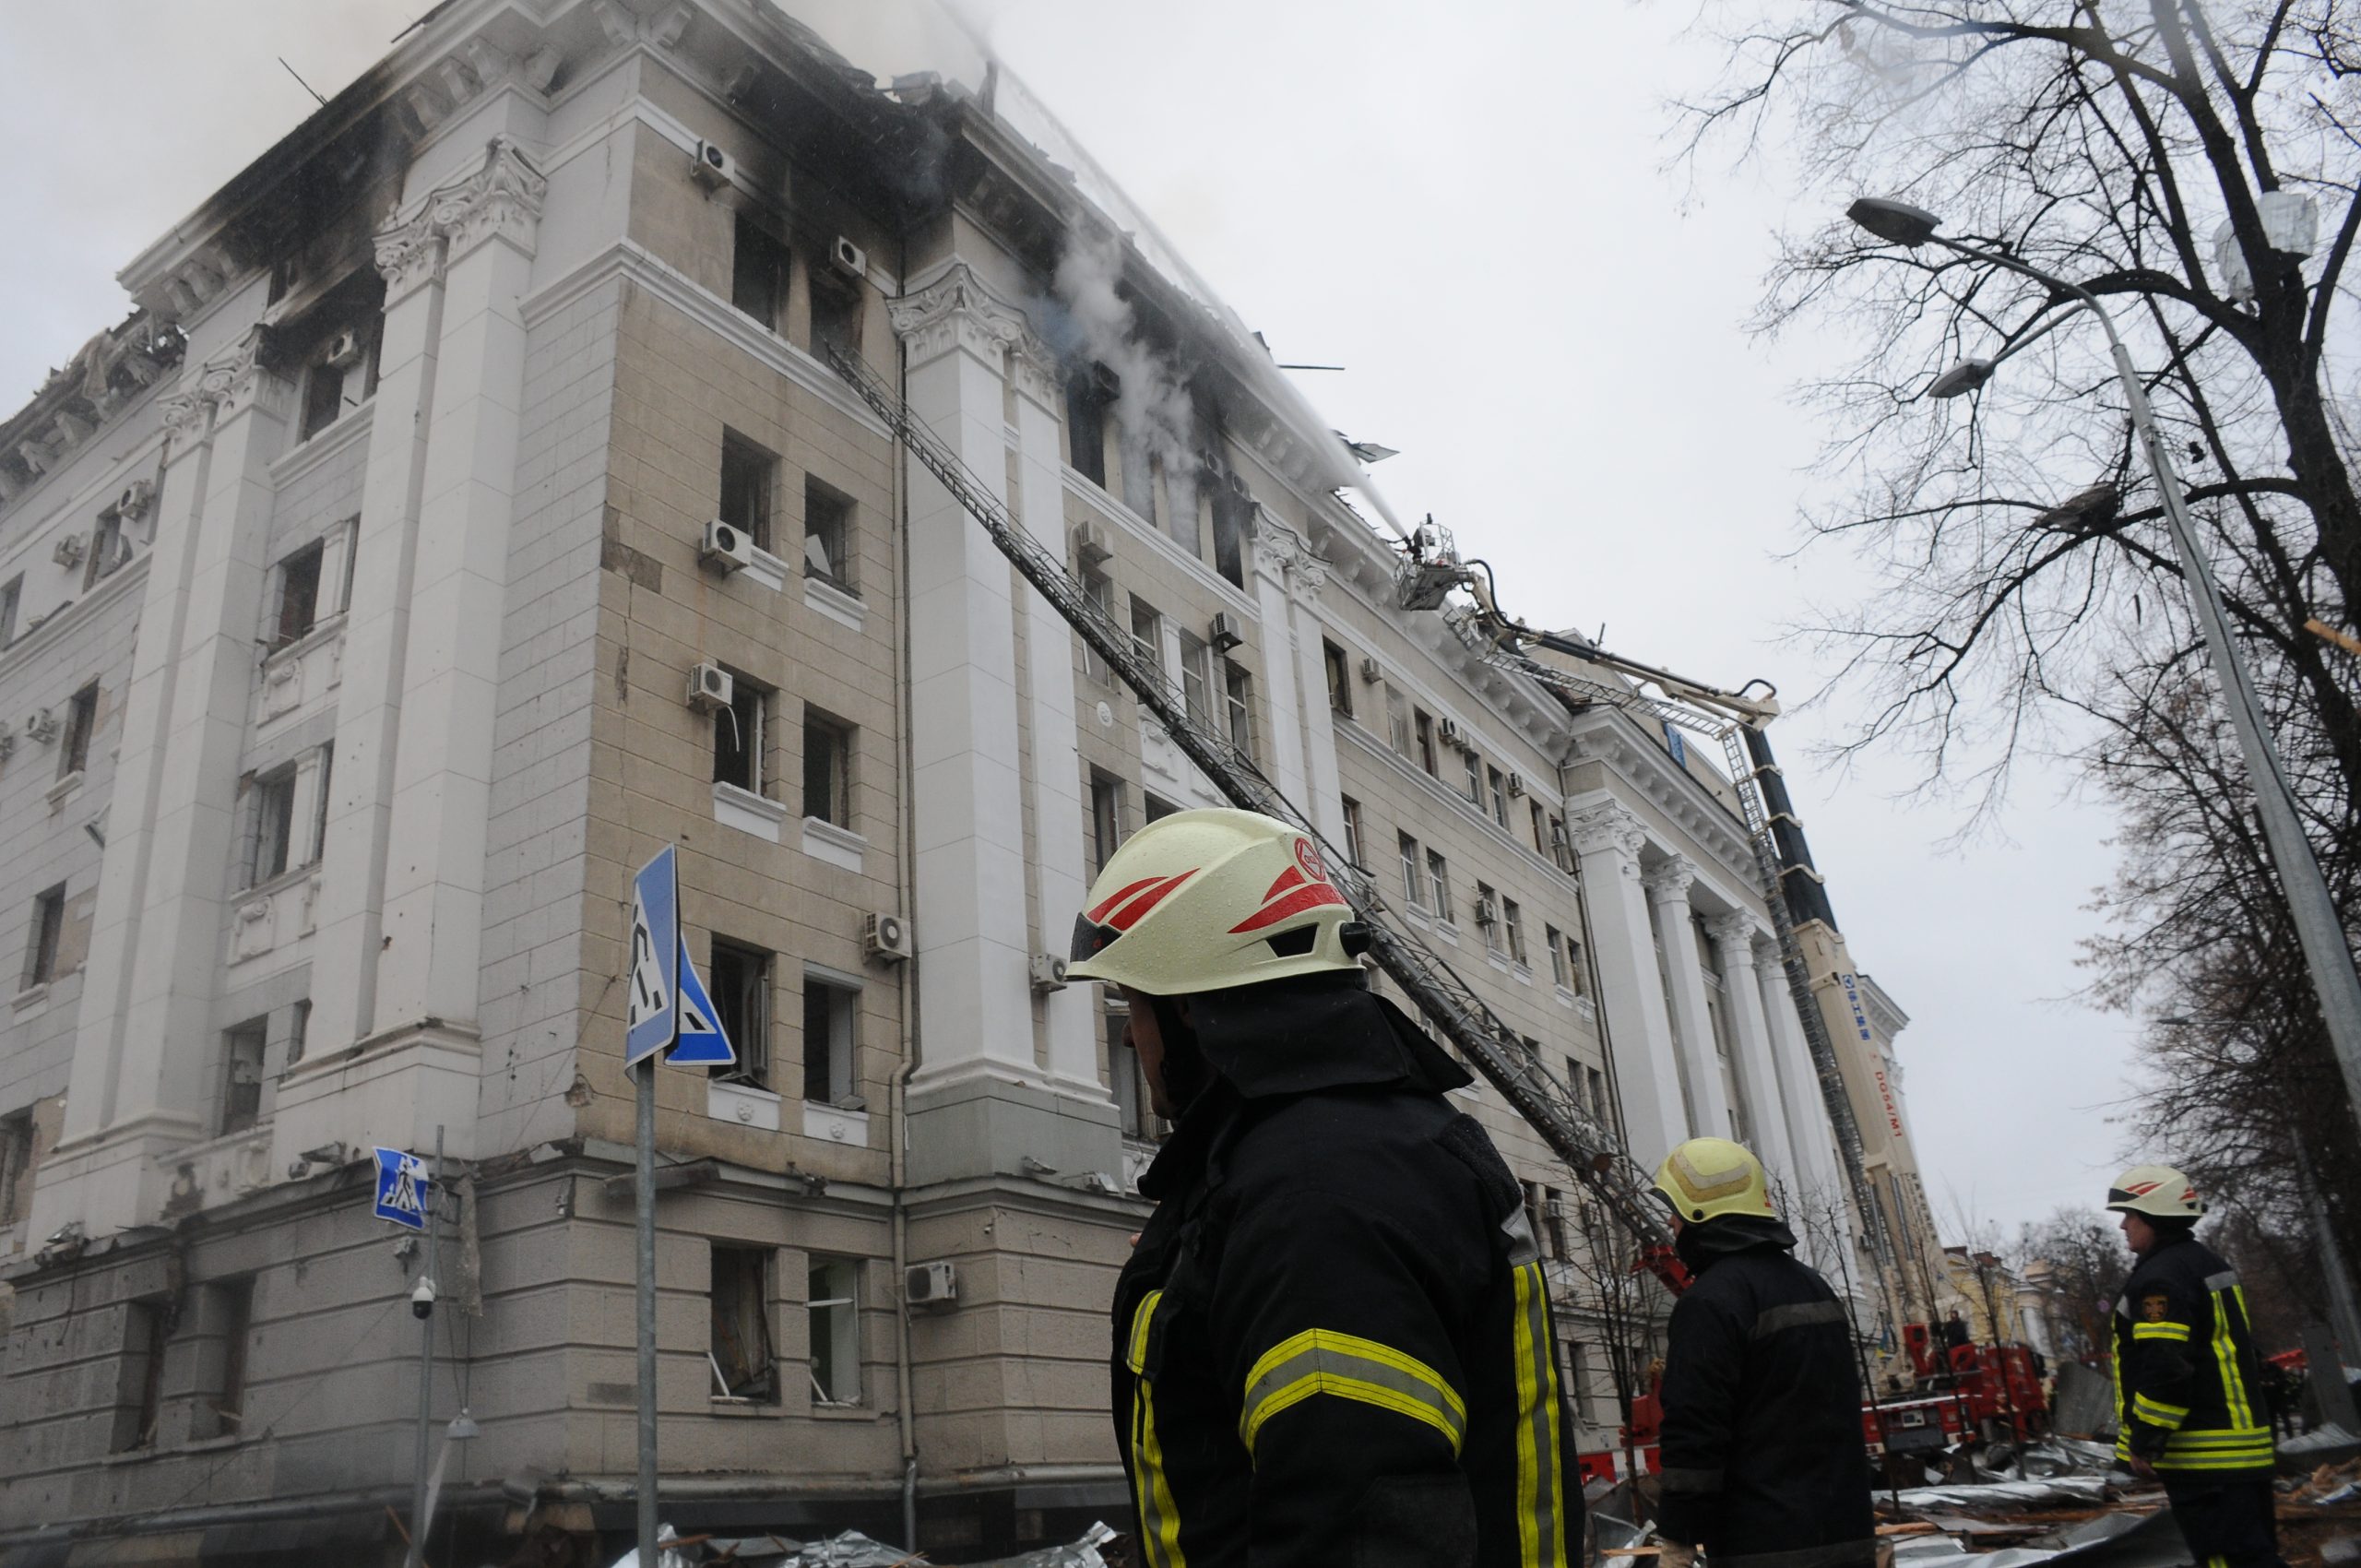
[1928,358,1996,399]
[1847,196,1943,247]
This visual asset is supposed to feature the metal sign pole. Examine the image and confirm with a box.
[635,1059,658,1568]
[408,1125,444,1568]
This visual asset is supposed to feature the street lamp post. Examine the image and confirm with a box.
[1845,196,2361,1144]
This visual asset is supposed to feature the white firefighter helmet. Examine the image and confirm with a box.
[2106,1164,2206,1220]
[1652,1137,1776,1224]
[1066,808,1363,996]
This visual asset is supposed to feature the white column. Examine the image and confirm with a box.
[1759,953,1846,1213]
[371,137,545,1039]
[1282,540,1345,845]
[1250,538,1309,809]
[34,327,294,1237]
[1010,321,1099,1097]
[1706,912,1797,1183]
[309,157,454,1057]
[34,338,270,1238]
[1566,803,1686,1168]
[891,265,1039,1087]
[1643,856,1734,1143]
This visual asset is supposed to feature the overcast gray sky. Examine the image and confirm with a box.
[0,1,2145,1237]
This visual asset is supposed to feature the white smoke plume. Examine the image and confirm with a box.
[1049,228,1202,547]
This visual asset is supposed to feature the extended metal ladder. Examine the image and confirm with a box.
[828,346,1679,1266]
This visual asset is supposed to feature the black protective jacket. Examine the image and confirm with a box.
[1109,977,1584,1568]
[1655,1216,1875,1568]
[2111,1229,2274,1473]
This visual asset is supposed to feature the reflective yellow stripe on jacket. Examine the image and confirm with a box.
[1238,1329,1467,1455]
[1126,1291,1187,1568]
[2157,1424,2274,1471]
[2209,1282,2256,1431]
[1511,1262,1572,1568]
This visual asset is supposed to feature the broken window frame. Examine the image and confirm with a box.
[1489,766,1510,828]
[0,1109,34,1229]
[802,474,855,593]
[189,1277,255,1441]
[1222,659,1254,759]
[709,1245,780,1405]
[807,1255,862,1406]
[1427,851,1453,926]
[1089,770,1124,875]
[1177,630,1213,727]
[1547,923,1569,989]
[708,939,773,1090]
[60,681,99,778]
[1340,795,1365,870]
[0,575,18,648]
[24,883,66,990]
[730,212,789,335]
[1398,832,1422,909]
[718,431,777,553]
[113,1298,170,1453]
[801,972,859,1106]
[1503,896,1528,968]
[244,765,300,887]
[1323,641,1353,718]
[1415,710,1437,776]
[810,278,861,370]
[713,670,768,797]
[1079,563,1117,683]
[1128,597,1165,684]
[273,538,326,648]
[801,707,854,828]
[86,505,128,590]
[219,1016,268,1136]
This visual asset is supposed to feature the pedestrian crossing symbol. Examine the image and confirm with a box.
[625,845,681,1068]
[373,1146,431,1231]
[666,932,735,1067]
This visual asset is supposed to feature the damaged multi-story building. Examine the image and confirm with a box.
[0,1,1934,1560]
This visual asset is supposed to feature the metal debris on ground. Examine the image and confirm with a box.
[607,1523,1121,1568]
[2288,1458,2361,1506]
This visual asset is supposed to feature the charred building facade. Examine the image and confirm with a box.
[0,2,1895,1559]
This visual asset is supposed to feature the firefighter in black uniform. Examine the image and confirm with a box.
[1070,808,1584,1567]
[2106,1164,2287,1568]
[1651,1137,1875,1568]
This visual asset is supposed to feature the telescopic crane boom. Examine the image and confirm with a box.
[831,348,1686,1281]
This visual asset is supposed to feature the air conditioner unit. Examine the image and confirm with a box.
[830,235,868,279]
[116,479,154,519]
[905,1260,957,1308]
[1438,719,1465,750]
[52,533,85,568]
[690,139,735,190]
[1208,612,1243,653]
[1474,895,1500,927]
[700,518,755,574]
[1358,656,1382,684]
[24,708,57,745]
[863,910,914,964]
[1507,772,1525,798]
[1072,520,1113,568]
[1029,952,1069,993]
[686,662,734,712]
[322,329,365,371]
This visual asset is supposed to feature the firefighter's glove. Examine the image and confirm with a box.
[1659,1539,1699,1568]
[2127,1420,2170,1463]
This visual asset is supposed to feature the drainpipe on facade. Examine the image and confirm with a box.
[887,239,921,1550]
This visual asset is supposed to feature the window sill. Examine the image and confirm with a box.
[810,1401,872,1419]
[803,573,864,633]
[45,770,86,811]
[708,1398,785,1417]
[260,612,349,674]
[12,982,51,1016]
[737,543,789,594]
[800,816,865,874]
[709,1077,781,1131]
[801,1100,871,1146]
[1430,922,1461,946]
[713,781,788,843]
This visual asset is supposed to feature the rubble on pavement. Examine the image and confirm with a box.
[605,1522,1120,1568]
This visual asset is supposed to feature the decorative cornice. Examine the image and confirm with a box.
[1565,801,1645,861]
[374,134,548,302]
[889,259,1058,386]
[1564,711,1759,888]
[1641,854,1697,901]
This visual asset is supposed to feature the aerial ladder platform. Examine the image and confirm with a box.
[826,346,1899,1308]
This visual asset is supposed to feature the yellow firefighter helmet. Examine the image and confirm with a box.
[2106,1164,2206,1219]
[1652,1137,1776,1224]
[1066,808,1363,996]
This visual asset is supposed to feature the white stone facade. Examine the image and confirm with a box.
[0,3,1891,1558]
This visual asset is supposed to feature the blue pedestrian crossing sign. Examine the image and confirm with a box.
[373,1147,432,1231]
[625,846,681,1068]
[667,932,735,1066]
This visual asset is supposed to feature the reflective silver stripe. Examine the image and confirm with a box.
[2203,1270,2239,1291]
[1659,1466,1725,1493]
[1750,1301,1848,1340]
[1238,1328,1466,1455]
